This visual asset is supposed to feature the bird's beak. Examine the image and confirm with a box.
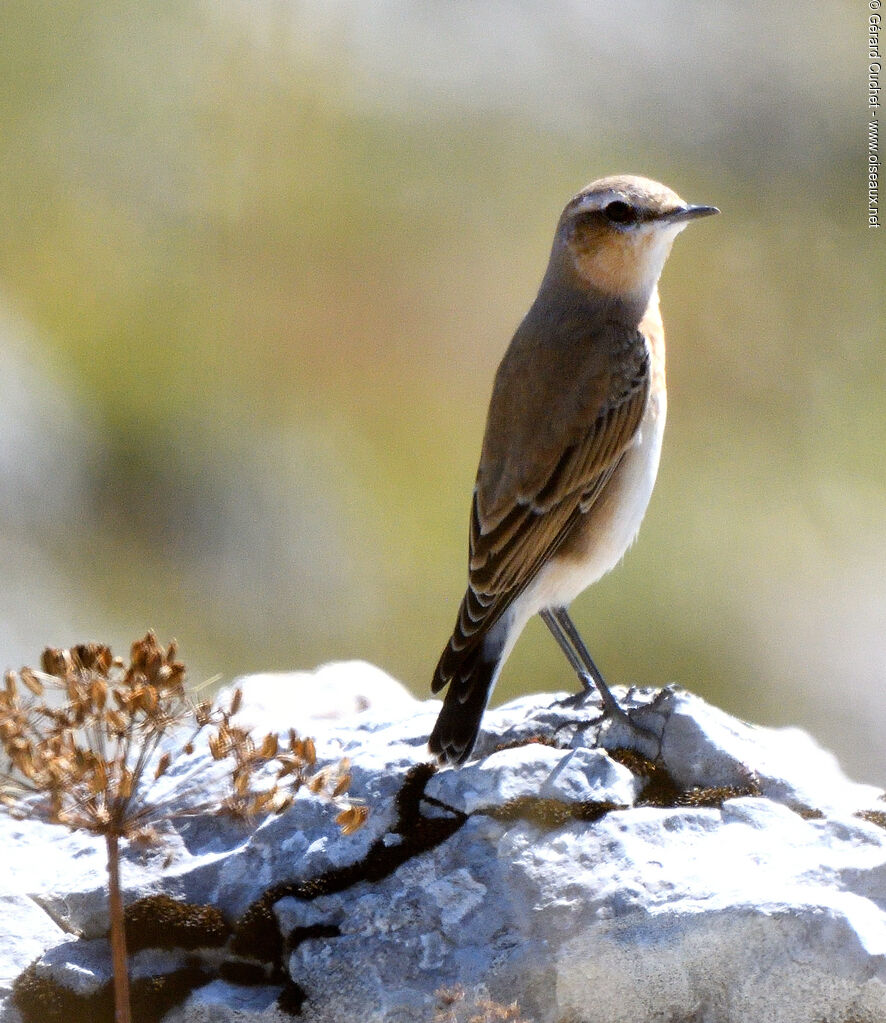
[661,204,720,224]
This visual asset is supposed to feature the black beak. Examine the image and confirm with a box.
[662,204,720,224]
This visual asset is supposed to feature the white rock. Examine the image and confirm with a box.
[657,689,880,814]
[214,661,418,730]
[1,666,884,1023]
[0,896,66,1003]
[425,744,640,815]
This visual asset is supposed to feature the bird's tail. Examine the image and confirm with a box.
[428,621,504,765]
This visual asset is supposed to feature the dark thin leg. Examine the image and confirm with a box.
[552,608,608,695]
[538,608,588,681]
[540,606,630,723]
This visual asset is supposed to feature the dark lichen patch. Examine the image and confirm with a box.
[608,748,683,807]
[124,893,230,953]
[608,747,660,778]
[294,762,465,899]
[289,923,341,947]
[218,959,271,985]
[789,804,826,820]
[277,980,308,1016]
[607,748,761,809]
[855,809,886,830]
[129,965,210,1022]
[12,961,111,1023]
[483,795,627,828]
[486,796,572,828]
[572,800,627,822]
[232,762,466,966]
[661,784,760,809]
[492,734,568,754]
[293,762,463,898]
[12,959,208,1023]
[229,892,286,968]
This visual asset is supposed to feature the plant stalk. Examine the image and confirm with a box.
[106,831,132,1023]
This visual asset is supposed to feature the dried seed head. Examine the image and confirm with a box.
[72,644,112,674]
[41,647,73,678]
[105,709,127,735]
[259,733,278,759]
[136,686,159,714]
[130,634,151,670]
[144,649,163,683]
[118,768,134,799]
[335,805,369,836]
[19,668,43,697]
[154,752,171,779]
[210,732,234,761]
[89,679,108,711]
[90,761,108,794]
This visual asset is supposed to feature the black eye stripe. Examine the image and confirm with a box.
[603,200,636,224]
[569,200,644,234]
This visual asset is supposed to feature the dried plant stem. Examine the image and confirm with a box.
[106,832,131,1023]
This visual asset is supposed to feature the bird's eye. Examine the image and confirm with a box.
[603,200,636,225]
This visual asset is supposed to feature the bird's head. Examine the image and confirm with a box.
[551,174,718,306]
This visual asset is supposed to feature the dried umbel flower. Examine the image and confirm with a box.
[0,634,367,840]
[1,635,368,1023]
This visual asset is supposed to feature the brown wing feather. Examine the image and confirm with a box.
[470,353,650,596]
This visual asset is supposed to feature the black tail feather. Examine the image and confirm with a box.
[428,648,499,766]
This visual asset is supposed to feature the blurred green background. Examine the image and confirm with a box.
[1,2,883,781]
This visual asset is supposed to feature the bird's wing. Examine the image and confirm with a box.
[433,324,650,685]
[470,381,647,593]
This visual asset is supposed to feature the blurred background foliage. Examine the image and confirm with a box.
[1,1,883,781]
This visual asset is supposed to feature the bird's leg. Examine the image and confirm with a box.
[540,607,627,720]
[541,607,663,751]
[538,608,590,684]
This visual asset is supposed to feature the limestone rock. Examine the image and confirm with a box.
[2,663,884,1023]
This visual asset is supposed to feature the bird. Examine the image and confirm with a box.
[428,174,718,766]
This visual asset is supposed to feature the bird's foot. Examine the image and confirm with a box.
[556,682,599,711]
[555,674,662,754]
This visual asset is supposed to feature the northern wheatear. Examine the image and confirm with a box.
[429,175,718,765]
